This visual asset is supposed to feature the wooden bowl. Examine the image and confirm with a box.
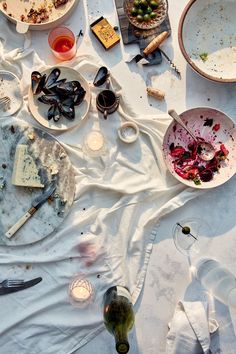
[178,0,236,82]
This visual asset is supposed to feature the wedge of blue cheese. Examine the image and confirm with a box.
[12,144,44,188]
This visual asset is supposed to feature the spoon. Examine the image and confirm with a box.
[168,109,215,161]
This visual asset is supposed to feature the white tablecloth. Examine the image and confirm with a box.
[1,1,236,353]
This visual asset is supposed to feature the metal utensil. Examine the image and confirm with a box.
[0,277,42,295]
[0,279,25,288]
[5,181,56,239]
[168,109,215,161]
[0,96,11,110]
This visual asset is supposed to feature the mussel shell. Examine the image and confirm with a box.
[45,68,61,88]
[73,87,86,106]
[38,94,60,105]
[61,97,75,107]
[47,104,61,122]
[93,66,109,87]
[31,72,46,95]
[45,79,67,93]
[55,80,82,96]
[58,102,75,120]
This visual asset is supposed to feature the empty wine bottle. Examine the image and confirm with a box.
[103,286,134,354]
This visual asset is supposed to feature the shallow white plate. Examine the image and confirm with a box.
[163,107,236,189]
[0,70,23,117]
[0,0,78,33]
[28,66,91,132]
[179,0,236,82]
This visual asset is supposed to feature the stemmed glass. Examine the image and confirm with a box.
[172,217,212,264]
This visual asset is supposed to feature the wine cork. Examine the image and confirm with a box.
[143,31,169,56]
[146,87,165,101]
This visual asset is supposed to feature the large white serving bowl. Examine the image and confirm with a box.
[178,0,236,82]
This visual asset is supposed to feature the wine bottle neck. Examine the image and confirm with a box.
[114,326,130,354]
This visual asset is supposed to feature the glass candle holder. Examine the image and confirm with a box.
[48,26,76,61]
[68,275,94,308]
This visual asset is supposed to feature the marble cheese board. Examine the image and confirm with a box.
[0,121,75,246]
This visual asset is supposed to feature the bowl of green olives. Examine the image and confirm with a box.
[124,0,168,30]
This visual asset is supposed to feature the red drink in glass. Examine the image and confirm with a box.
[48,26,76,61]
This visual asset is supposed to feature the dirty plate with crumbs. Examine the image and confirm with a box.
[179,0,236,82]
[0,71,23,117]
[0,121,75,246]
[0,0,78,32]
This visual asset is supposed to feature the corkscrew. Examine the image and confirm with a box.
[159,48,182,79]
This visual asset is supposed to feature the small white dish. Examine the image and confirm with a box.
[0,70,23,117]
[118,121,139,143]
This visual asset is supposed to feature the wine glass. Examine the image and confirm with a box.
[172,217,212,261]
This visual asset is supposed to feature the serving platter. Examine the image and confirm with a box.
[163,107,236,189]
[0,0,78,33]
[178,0,236,82]
[28,66,91,132]
[0,121,75,246]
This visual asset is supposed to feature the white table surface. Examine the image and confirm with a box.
[10,0,236,353]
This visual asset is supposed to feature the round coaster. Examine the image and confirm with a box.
[0,70,23,117]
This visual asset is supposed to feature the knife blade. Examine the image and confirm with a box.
[5,182,56,239]
[0,277,42,295]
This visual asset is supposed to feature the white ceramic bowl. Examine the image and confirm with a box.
[118,121,139,143]
[178,0,236,82]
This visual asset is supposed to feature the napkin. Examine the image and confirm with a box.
[166,281,219,354]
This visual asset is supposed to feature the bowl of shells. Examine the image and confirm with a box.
[123,0,168,30]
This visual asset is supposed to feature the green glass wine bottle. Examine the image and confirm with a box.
[103,286,135,354]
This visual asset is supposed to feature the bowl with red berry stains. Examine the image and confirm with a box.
[162,107,236,189]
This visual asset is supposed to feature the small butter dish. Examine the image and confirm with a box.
[118,121,139,143]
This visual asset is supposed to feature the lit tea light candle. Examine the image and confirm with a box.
[83,130,106,157]
[86,131,104,151]
[69,277,93,306]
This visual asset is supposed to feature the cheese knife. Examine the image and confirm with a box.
[0,277,42,295]
[5,182,56,239]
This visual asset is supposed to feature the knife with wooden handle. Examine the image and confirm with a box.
[5,182,56,239]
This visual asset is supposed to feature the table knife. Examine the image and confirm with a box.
[0,277,42,295]
[5,182,56,239]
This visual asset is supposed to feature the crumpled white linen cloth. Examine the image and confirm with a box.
[0,16,203,354]
[166,301,219,354]
[166,280,219,354]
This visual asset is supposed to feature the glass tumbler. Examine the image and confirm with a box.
[48,26,76,61]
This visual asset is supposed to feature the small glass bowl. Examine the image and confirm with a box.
[123,0,168,30]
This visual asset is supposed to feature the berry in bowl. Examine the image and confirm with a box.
[123,0,168,30]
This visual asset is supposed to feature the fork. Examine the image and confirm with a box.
[0,279,24,288]
[0,96,11,110]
